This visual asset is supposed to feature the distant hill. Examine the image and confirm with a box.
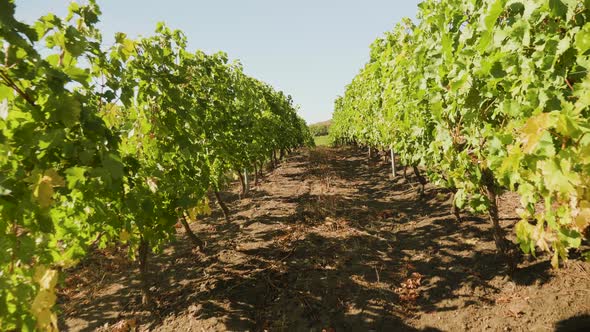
[309,119,331,137]
[311,119,331,127]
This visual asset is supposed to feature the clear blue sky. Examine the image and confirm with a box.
[14,0,419,124]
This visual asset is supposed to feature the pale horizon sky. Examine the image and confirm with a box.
[14,1,419,124]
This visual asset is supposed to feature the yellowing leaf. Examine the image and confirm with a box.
[122,38,136,55]
[43,169,65,187]
[551,248,559,268]
[120,229,131,243]
[198,197,212,216]
[187,197,212,221]
[36,180,55,209]
[551,241,568,268]
[520,112,558,153]
[575,201,590,231]
[187,207,198,221]
[31,290,56,312]
[31,169,65,208]
[535,227,556,253]
[33,266,58,290]
[31,290,58,332]
[146,177,158,193]
[31,266,59,331]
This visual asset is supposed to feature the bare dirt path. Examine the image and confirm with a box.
[60,147,590,331]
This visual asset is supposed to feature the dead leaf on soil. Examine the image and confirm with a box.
[395,272,423,302]
[377,209,395,220]
[107,318,137,332]
[495,296,512,304]
[507,301,528,318]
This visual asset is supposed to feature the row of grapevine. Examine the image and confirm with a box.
[331,0,589,266]
[0,1,313,330]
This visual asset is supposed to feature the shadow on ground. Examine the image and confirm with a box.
[59,146,583,332]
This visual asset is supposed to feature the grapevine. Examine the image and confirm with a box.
[331,0,590,267]
[0,0,312,329]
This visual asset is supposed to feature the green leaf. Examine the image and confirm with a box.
[65,167,86,189]
[515,220,535,254]
[558,228,581,248]
[102,153,124,180]
[497,145,523,188]
[548,0,567,19]
[575,23,590,54]
[533,131,556,157]
[63,66,89,84]
[56,95,81,127]
[540,159,580,194]
[478,0,506,50]
[482,0,506,31]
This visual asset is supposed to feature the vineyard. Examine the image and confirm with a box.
[0,1,312,330]
[331,0,590,267]
[1,0,590,331]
